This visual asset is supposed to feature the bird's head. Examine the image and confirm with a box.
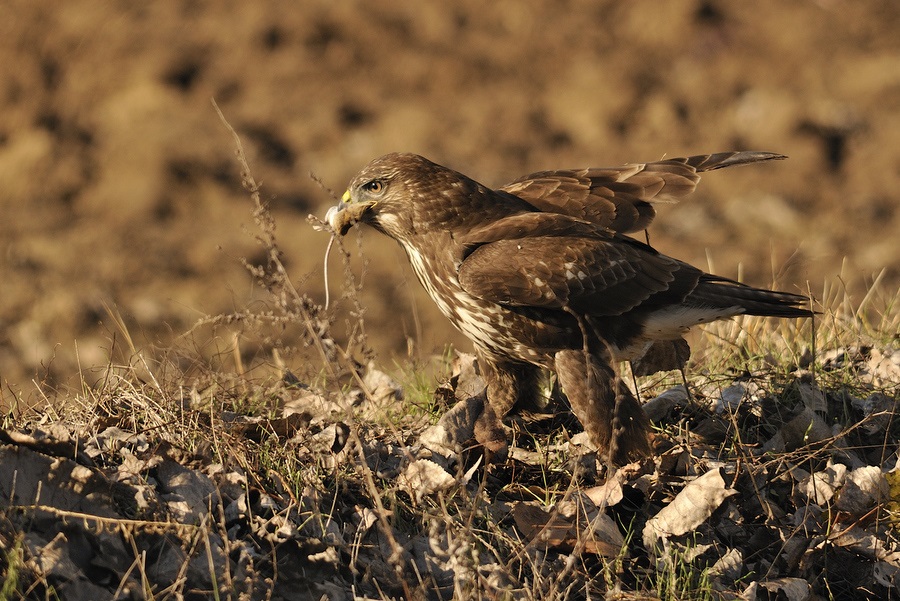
[326,153,493,240]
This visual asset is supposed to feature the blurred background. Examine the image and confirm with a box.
[2,0,898,398]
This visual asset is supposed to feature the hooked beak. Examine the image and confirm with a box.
[325,190,376,235]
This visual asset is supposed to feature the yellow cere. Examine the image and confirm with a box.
[342,189,351,202]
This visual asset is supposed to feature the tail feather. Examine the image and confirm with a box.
[676,151,787,173]
[689,274,814,318]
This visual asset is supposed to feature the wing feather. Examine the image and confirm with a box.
[458,234,695,316]
[499,151,785,233]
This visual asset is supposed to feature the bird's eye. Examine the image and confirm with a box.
[362,180,384,194]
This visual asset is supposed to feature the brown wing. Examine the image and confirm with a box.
[459,211,599,245]
[498,151,785,234]
[458,229,701,316]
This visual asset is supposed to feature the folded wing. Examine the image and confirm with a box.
[457,213,702,316]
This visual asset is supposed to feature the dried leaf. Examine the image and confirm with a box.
[709,547,743,581]
[716,384,747,413]
[511,501,621,556]
[828,525,891,561]
[797,381,827,413]
[583,477,624,508]
[762,407,831,452]
[0,446,119,516]
[363,363,404,405]
[874,560,900,589]
[0,428,86,463]
[745,577,811,601]
[229,412,311,442]
[309,422,351,454]
[835,465,889,515]
[417,396,483,461]
[451,352,486,401]
[282,391,343,420]
[796,463,846,505]
[399,459,456,502]
[24,531,122,601]
[643,386,689,422]
[854,392,899,435]
[643,468,737,547]
[351,505,379,541]
[512,502,572,550]
[155,456,218,521]
[866,348,900,386]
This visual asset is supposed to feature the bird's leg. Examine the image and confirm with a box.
[563,308,651,465]
[628,361,642,403]
[554,349,651,465]
[473,354,542,460]
[678,366,694,402]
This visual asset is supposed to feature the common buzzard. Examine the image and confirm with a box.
[325,152,812,464]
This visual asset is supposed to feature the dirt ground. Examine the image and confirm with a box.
[2,0,899,398]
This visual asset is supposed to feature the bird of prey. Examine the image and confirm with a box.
[325,152,813,464]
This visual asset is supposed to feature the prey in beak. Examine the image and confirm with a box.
[318,190,377,310]
[325,190,377,235]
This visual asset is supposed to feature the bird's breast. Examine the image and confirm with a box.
[400,240,558,364]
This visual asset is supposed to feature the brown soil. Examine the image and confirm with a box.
[2,1,899,396]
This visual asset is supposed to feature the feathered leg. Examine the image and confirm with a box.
[474,353,542,459]
[554,349,651,465]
